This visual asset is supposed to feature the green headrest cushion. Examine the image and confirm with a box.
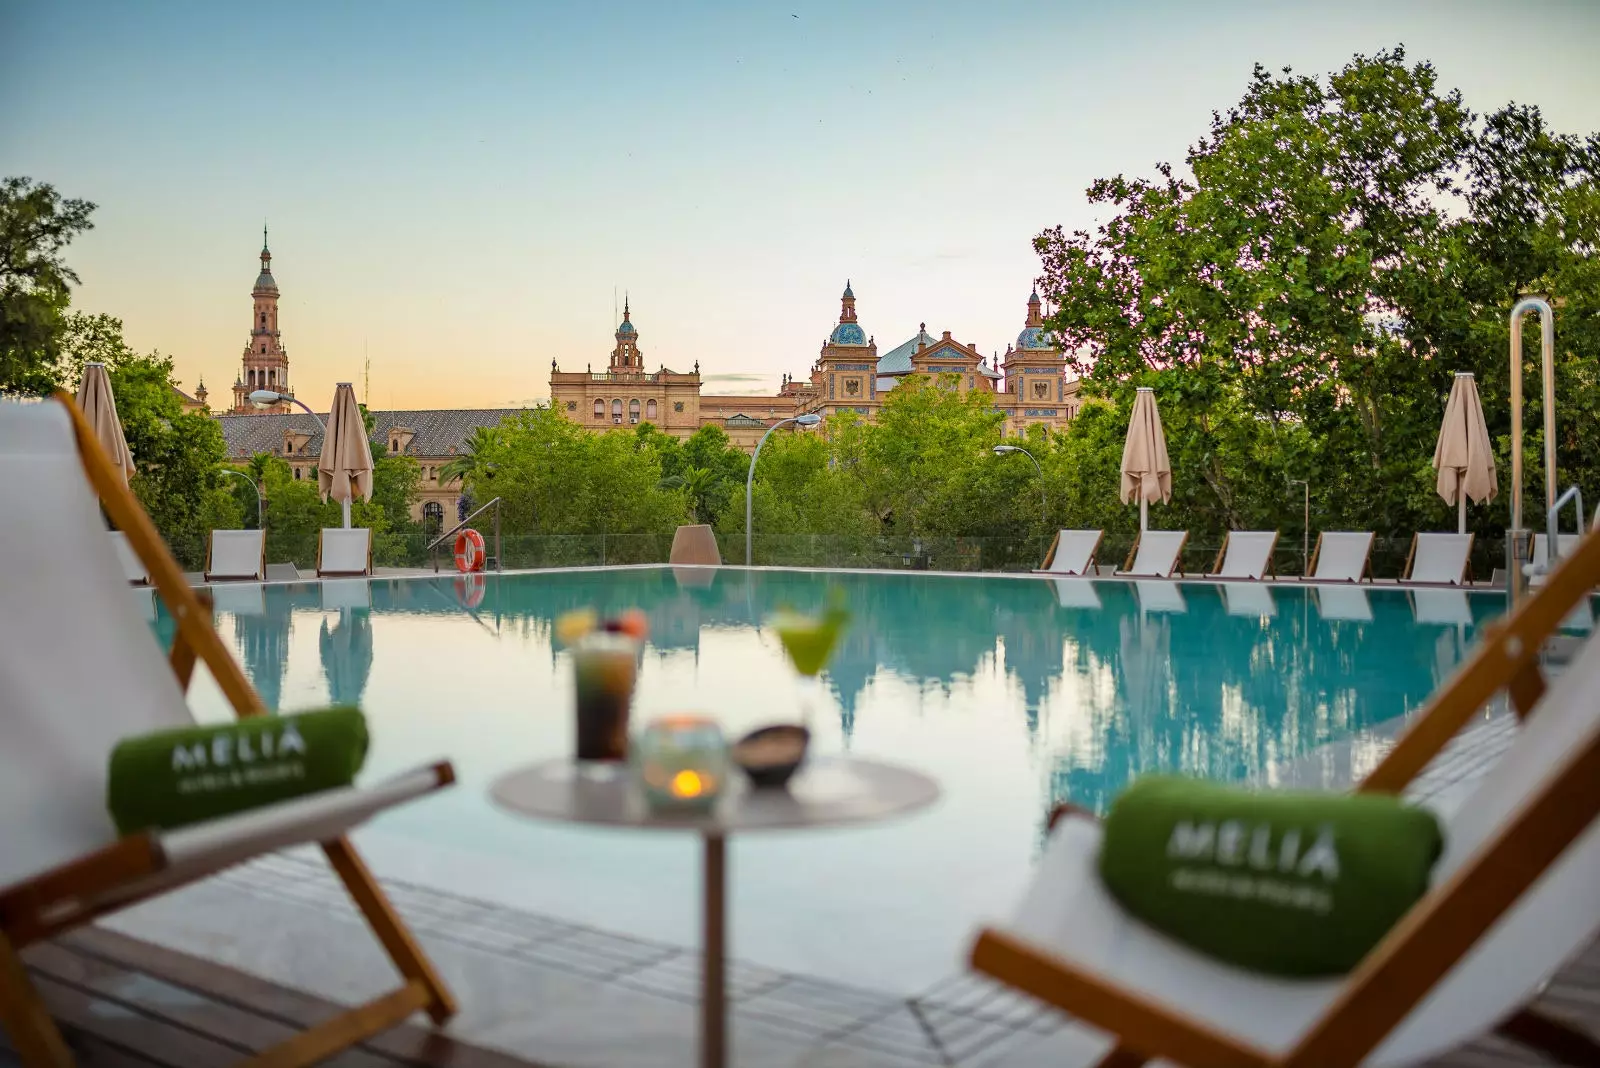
[107,706,369,836]
[1097,775,1445,976]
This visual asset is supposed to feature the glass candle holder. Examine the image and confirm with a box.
[572,632,640,763]
[634,715,728,814]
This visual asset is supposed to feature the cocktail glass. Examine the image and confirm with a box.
[572,631,640,767]
[769,608,846,728]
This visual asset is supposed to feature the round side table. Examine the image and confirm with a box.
[490,756,940,1068]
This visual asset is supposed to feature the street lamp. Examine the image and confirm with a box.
[219,468,264,531]
[746,412,823,566]
[1289,479,1310,575]
[993,444,1047,530]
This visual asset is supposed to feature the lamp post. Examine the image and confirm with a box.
[219,468,264,531]
[249,389,348,526]
[993,444,1046,529]
[746,412,823,566]
[1289,479,1310,575]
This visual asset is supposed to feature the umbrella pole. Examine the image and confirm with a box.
[343,498,352,529]
[1140,496,1148,534]
[1458,488,1467,536]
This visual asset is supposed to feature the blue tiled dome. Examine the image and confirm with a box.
[617,319,637,336]
[1016,325,1053,351]
[254,269,277,290]
[830,322,867,346]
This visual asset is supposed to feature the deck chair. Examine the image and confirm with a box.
[1305,531,1374,582]
[1208,531,1278,580]
[970,526,1600,1068]
[1118,530,1188,578]
[1038,530,1105,576]
[205,528,267,581]
[1530,532,1584,584]
[1053,578,1103,610]
[1401,532,1473,586]
[318,526,372,577]
[108,531,148,585]
[0,395,458,1068]
[1223,582,1276,619]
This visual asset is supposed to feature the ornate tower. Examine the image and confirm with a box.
[606,297,644,373]
[231,227,291,413]
[812,280,877,413]
[1003,288,1066,403]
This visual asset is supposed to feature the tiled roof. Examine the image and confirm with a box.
[216,408,528,460]
[876,328,937,375]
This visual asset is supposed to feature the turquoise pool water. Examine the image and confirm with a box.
[158,568,1506,993]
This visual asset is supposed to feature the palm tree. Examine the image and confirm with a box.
[658,465,720,524]
[438,426,501,488]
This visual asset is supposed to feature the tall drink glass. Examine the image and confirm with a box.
[572,631,640,763]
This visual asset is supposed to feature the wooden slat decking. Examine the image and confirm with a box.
[4,927,541,1068]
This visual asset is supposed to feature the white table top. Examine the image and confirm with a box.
[490,755,939,835]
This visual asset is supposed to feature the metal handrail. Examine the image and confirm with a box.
[1536,485,1585,576]
[1506,296,1557,606]
[430,497,503,572]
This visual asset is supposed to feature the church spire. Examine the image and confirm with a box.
[839,280,857,323]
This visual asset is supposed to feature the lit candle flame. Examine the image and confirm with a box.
[671,769,704,798]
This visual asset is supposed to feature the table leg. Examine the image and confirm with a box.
[701,833,727,1068]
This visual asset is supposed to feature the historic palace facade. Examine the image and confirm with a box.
[549,283,1081,448]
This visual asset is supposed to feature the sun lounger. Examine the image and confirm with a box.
[205,527,266,581]
[1134,580,1187,615]
[108,530,148,584]
[1317,585,1373,622]
[318,526,373,577]
[1207,531,1278,580]
[970,527,1600,1068]
[1223,582,1276,618]
[1053,578,1103,610]
[1402,532,1473,585]
[0,394,457,1068]
[130,585,156,623]
[1038,530,1105,576]
[1117,530,1187,577]
[1530,532,1584,585]
[1304,531,1374,582]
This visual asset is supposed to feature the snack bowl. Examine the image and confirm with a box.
[731,724,809,788]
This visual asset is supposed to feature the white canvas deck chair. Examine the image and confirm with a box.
[1306,531,1374,582]
[1038,530,1105,576]
[1208,531,1278,580]
[1402,532,1473,586]
[970,527,1600,1068]
[0,395,458,1068]
[205,528,266,581]
[1530,532,1584,585]
[1118,530,1188,578]
[108,530,148,585]
[318,525,373,577]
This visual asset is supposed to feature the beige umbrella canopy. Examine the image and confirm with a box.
[1432,372,1497,534]
[1120,387,1172,532]
[318,382,373,529]
[75,362,134,485]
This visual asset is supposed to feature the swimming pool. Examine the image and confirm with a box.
[158,568,1508,994]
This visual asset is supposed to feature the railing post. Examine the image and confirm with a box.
[494,500,503,572]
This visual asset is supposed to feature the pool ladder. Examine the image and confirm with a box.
[1506,297,1562,605]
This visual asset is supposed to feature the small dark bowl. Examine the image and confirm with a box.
[732,724,810,788]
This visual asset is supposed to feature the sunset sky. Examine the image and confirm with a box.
[5,0,1599,411]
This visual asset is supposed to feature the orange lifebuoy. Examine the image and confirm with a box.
[454,528,486,573]
[454,572,487,609]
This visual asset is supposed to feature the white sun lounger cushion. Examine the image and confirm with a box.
[1214,531,1277,579]
[208,528,265,580]
[1041,530,1102,575]
[988,628,1600,1068]
[1123,530,1186,577]
[110,530,149,584]
[1312,532,1373,582]
[320,527,371,576]
[1407,533,1472,586]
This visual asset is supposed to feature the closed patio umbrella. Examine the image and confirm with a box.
[318,382,373,529]
[1120,387,1171,533]
[1432,371,1497,534]
[75,362,134,485]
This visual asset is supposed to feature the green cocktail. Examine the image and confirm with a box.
[770,610,845,677]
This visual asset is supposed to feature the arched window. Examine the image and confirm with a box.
[646,399,657,419]
[611,399,623,416]
[259,312,266,326]
[260,344,266,354]
[629,399,641,423]
[422,501,444,533]
[593,399,605,419]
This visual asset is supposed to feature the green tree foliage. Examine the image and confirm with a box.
[0,177,96,394]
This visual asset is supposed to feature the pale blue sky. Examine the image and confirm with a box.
[4,0,1598,409]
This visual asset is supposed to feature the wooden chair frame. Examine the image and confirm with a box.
[975,525,1600,1068]
[203,528,268,583]
[1038,530,1105,575]
[1119,530,1189,578]
[1207,531,1279,580]
[1400,532,1476,587]
[316,526,374,578]
[1304,532,1374,582]
[0,393,456,1068]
